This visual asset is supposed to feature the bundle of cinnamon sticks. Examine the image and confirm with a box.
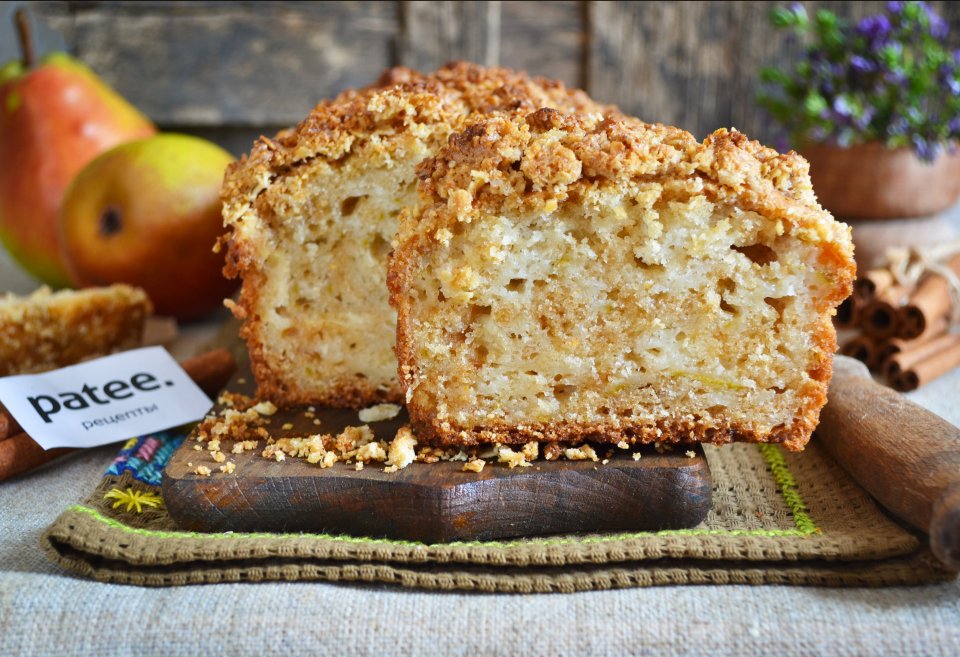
[837,252,960,391]
[0,348,235,481]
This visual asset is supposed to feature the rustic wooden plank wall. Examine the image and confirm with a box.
[588,1,960,143]
[26,0,960,154]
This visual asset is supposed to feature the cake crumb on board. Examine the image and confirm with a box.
[358,403,402,423]
[463,458,485,473]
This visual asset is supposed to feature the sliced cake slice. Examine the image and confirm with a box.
[0,284,152,376]
[220,63,609,408]
[389,109,855,451]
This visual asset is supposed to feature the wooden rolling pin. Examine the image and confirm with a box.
[817,355,960,570]
[0,348,236,481]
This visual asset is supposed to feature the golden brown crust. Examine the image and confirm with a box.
[221,63,613,407]
[404,412,813,451]
[222,64,610,229]
[221,64,610,231]
[402,109,847,249]
[389,109,856,451]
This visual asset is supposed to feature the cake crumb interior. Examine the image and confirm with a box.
[403,187,835,440]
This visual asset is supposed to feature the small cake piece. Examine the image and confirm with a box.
[0,284,152,376]
[386,426,417,470]
[389,110,855,451]
[463,458,485,473]
[221,62,610,408]
[358,403,401,423]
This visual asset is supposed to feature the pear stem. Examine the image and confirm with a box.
[15,9,35,69]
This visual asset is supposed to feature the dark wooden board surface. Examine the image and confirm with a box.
[163,366,712,543]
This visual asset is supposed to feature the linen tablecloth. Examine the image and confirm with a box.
[2,367,959,656]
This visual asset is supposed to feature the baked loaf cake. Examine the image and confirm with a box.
[0,284,152,376]
[220,63,609,408]
[389,109,855,451]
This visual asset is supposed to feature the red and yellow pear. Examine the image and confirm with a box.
[0,10,155,287]
[60,134,238,321]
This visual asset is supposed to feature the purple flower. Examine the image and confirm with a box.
[855,109,875,131]
[762,2,958,162]
[943,66,960,95]
[836,129,857,147]
[851,55,874,73]
[930,15,949,40]
[884,69,907,85]
[912,134,938,161]
[888,116,909,136]
[833,96,855,118]
[858,15,892,40]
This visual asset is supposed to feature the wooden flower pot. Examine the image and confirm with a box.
[801,142,960,220]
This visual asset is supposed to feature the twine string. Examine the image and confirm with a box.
[884,239,960,327]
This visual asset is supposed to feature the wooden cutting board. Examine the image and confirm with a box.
[162,367,712,543]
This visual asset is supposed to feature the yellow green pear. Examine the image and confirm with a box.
[60,134,238,320]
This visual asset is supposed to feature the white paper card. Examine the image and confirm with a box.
[0,346,213,449]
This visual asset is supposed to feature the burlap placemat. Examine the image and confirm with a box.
[41,428,956,591]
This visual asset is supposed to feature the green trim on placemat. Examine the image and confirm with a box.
[756,443,818,534]
[40,432,955,590]
[58,438,818,547]
[62,500,816,546]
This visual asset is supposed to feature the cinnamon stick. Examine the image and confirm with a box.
[898,311,950,345]
[897,254,960,340]
[884,333,960,383]
[0,407,21,441]
[834,295,860,329]
[877,339,906,369]
[0,348,236,481]
[0,434,72,482]
[182,348,237,398]
[892,335,960,392]
[877,328,949,373]
[862,284,908,340]
[840,334,882,371]
[855,268,895,301]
